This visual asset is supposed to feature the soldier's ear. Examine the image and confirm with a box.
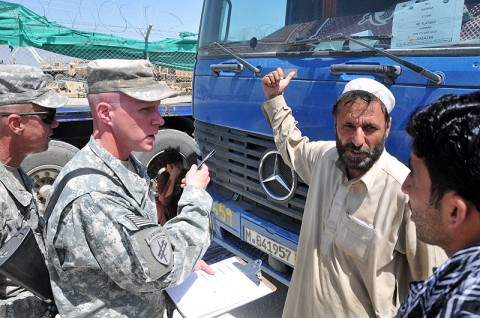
[96,102,112,126]
[7,114,24,135]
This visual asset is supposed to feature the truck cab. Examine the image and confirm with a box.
[194,0,480,285]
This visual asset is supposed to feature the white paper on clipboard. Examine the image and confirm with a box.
[165,256,276,318]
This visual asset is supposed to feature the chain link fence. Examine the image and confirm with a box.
[0,44,194,98]
[0,1,197,98]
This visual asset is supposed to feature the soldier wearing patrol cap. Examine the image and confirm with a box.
[44,59,213,317]
[0,64,67,317]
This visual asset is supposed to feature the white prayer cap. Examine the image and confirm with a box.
[341,78,395,113]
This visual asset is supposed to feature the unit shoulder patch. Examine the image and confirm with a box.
[145,228,171,265]
[132,225,173,281]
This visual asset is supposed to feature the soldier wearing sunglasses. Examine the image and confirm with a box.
[0,65,67,317]
[0,110,57,125]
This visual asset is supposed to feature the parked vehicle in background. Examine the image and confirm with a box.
[193,0,480,285]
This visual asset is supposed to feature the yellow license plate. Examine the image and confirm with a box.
[244,227,295,267]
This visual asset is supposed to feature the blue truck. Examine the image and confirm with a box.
[193,0,480,285]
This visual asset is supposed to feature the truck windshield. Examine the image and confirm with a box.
[198,0,480,54]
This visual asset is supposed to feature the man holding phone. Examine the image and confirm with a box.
[157,148,215,225]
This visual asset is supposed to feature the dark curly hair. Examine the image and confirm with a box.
[162,147,184,166]
[405,91,480,211]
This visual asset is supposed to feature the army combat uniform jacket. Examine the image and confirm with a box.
[45,137,212,317]
[0,164,49,317]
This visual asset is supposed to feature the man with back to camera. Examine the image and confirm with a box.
[44,59,212,317]
[396,92,480,317]
[261,67,447,317]
[0,65,67,317]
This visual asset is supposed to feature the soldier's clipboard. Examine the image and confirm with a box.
[165,256,276,318]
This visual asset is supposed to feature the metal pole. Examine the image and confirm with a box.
[144,24,153,61]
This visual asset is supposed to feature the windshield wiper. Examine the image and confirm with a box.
[291,33,443,85]
[291,34,392,46]
[202,40,245,48]
[340,34,443,84]
[341,34,444,84]
[211,42,262,76]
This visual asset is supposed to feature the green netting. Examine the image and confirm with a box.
[0,1,197,70]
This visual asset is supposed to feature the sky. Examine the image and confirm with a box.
[7,0,204,41]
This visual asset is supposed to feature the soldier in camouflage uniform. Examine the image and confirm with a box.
[44,59,213,317]
[0,65,68,317]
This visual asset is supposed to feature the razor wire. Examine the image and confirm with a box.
[0,1,196,96]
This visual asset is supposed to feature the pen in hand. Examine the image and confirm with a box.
[198,149,216,169]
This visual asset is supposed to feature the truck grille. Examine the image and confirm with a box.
[195,120,306,231]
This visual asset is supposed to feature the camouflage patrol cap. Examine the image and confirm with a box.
[0,65,68,108]
[87,59,177,101]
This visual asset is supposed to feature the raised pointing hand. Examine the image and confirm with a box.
[261,67,296,100]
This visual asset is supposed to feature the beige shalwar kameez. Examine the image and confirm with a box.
[262,95,447,318]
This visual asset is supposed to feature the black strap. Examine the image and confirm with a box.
[37,168,122,233]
